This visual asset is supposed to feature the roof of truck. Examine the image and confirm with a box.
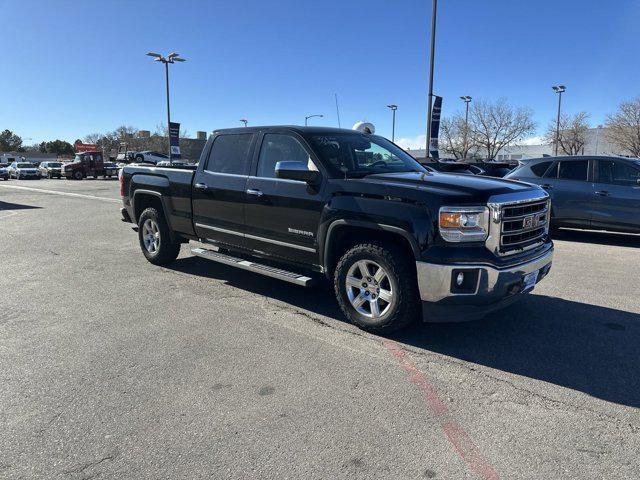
[212,126,367,136]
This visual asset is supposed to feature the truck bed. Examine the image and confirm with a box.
[122,164,197,237]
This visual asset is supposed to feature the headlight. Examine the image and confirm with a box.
[439,206,489,242]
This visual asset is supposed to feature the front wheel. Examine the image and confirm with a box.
[334,242,419,333]
[138,208,181,265]
[73,170,83,180]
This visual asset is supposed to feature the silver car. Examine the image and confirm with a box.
[9,162,40,179]
[0,163,9,181]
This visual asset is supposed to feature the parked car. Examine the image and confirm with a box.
[120,126,553,333]
[155,160,190,167]
[103,162,118,178]
[0,163,9,180]
[506,155,640,234]
[424,160,486,176]
[9,162,40,179]
[62,151,109,180]
[39,161,63,179]
[133,151,169,164]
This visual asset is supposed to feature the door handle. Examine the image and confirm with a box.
[246,189,263,197]
[595,190,610,197]
[540,184,553,190]
[194,183,208,190]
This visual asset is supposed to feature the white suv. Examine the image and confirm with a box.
[133,151,169,164]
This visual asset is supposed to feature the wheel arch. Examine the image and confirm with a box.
[322,219,420,278]
[132,189,181,243]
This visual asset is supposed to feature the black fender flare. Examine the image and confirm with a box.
[321,219,421,272]
[132,189,180,244]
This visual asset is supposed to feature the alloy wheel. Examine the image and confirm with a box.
[345,260,395,318]
[142,218,161,254]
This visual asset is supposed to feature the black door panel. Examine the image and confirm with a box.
[244,177,323,264]
[192,133,256,248]
[244,132,325,266]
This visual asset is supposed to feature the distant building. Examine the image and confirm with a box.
[0,152,58,165]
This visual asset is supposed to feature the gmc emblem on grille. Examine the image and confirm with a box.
[523,214,541,229]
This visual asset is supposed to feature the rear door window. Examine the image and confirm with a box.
[597,160,640,186]
[206,134,254,175]
[558,160,588,181]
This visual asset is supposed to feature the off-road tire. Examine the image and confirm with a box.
[138,207,181,265]
[334,242,419,333]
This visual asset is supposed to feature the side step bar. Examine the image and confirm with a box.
[191,247,315,287]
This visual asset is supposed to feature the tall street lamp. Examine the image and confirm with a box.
[552,85,566,156]
[425,0,438,159]
[305,114,323,126]
[146,52,186,163]
[239,119,248,127]
[387,104,398,142]
[460,96,472,159]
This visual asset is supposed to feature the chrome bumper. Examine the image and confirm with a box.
[416,248,553,322]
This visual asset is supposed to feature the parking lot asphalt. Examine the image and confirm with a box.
[1,179,639,479]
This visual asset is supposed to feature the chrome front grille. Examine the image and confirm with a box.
[485,191,550,257]
[499,199,549,253]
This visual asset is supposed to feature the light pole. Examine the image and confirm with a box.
[552,85,566,156]
[387,105,398,142]
[146,52,186,164]
[425,0,438,159]
[305,114,323,126]
[460,96,472,158]
[239,119,248,127]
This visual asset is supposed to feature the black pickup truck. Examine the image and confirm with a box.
[120,126,553,332]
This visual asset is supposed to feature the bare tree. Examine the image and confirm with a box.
[604,97,640,157]
[544,112,590,155]
[469,99,536,160]
[440,115,476,160]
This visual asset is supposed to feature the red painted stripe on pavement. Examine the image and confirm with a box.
[383,340,500,480]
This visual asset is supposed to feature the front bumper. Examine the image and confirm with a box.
[417,248,553,322]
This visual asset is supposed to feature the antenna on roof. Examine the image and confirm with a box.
[335,93,342,128]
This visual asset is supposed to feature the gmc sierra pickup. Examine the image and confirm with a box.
[120,126,553,332]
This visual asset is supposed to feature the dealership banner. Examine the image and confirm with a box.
[74,141,98,153]
[169,122,181,158]
[429,96,443,159]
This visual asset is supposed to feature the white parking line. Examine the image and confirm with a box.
[0,184,121,203]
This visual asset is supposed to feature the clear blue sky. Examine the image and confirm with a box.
[2,0,639,148]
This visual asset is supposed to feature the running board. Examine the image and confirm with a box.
[191,247,315,287]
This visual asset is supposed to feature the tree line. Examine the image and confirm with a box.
[440,96,640,160]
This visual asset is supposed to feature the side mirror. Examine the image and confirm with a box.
[275,161,321,185]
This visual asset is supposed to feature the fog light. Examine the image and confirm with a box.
[456,272,464,286]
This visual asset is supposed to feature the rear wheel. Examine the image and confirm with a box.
[138,208,181,265]
[334,242,419,333]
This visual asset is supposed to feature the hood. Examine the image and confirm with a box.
[352,171,540,202]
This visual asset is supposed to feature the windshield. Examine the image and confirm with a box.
[307,133,426,178]
[17,163,33,168]
[633,160,640,168]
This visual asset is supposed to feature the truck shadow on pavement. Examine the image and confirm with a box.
[168,256,640,409]
[0,200,42,211]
